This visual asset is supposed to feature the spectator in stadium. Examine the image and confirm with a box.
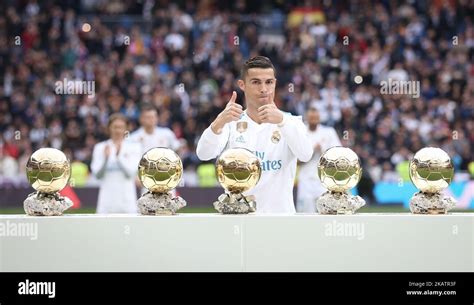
[91,113,141,214]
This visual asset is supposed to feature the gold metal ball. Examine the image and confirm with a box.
[216,148,261,193]
[26,148,71,193]
[409,147,454,193]
[138,147,183,193]
[318,146,362,192]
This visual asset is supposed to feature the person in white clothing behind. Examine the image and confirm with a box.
[196,56,313,213]
[91,113,142,214]
[129,104,181,153]
[129,104,181,194]
[297,107,341,213]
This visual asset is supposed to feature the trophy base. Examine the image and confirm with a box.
[137,191,186,215]
[213,193,256,214]
[316,191,366,215]
[23,191,73,216]
[409,191,456,214]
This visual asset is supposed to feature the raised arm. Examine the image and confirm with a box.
[91,143,108,179]
[196,91,242,160]
[116,142,141,179]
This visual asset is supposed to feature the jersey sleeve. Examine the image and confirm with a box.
[127,129,141,144]
[196,124,230,161]
[90,143,105,178]
[279,114,313,162]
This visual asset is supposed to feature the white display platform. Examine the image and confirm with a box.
[0,213,472,272]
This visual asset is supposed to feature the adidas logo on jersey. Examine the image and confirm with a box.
[236,135,246,143]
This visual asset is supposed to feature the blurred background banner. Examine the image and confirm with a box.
[0,0,472,213]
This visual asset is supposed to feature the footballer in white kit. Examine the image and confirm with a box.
[297,107,341,213]
[129,104,180,153]
[129,104,181,195]
[196,56,312,213]
[91,114,142,214]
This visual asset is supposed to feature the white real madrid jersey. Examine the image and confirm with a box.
[90,139,142,214]
[130,127,180,154]
[196,111,313,213]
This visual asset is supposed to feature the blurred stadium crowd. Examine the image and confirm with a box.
[0,0,473,188]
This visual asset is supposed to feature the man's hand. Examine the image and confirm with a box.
[258,103,283,124]
[314,143,321,153]
[211,91,243,134]
[104,145,111,158]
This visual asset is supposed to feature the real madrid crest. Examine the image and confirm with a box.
[236,121,248,133]
[271,130,281,143]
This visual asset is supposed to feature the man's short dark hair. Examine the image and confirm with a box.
[240,56,276,79]
[140,103,156,113]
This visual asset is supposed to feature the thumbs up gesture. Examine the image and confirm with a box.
[211,91,243,134]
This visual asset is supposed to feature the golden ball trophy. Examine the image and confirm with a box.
[137,147,186,215]
[24,148,73,216]
[409,147,456,214]
[214,148,262,214]
[316,146,365,214]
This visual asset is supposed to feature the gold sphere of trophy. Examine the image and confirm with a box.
[409,147,456,214]
[214,148,262,214]
[137,147,186,215]
[316,146,365,214]
[24,148,73,215]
